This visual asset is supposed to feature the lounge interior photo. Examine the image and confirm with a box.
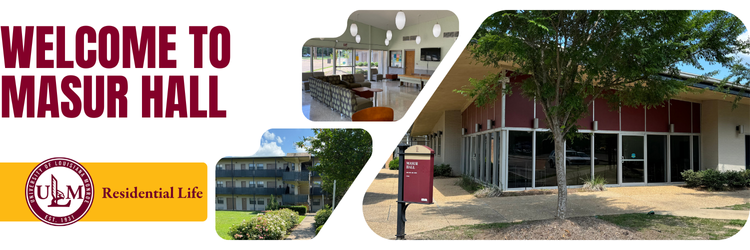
[301,10,459,121]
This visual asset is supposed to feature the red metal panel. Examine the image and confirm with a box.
[646,102,669,132]
[621,105,645,132]
[576,97,594,130]
[536,101,548,129]
[670,100,691,133]
[692,102,701,133]
[505,84,535,128]
[594,97,619,131]
[403,145,435,204]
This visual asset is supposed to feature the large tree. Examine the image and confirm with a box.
[296,129,372,206]
[458,10,749,219]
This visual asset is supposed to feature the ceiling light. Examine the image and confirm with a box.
[385,39,389,46]
[395,11,406,30]
[415,35,421,45]
[355,35,361,43]
[433,23,441,38]
[350,23,358,37]
[386,30,392,40]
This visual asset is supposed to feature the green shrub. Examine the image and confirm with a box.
[267,195,279,210]
[315,225,323,235]
[582,175,607,191]
[433,164,452,177]
[279,205,308,215]
[314,206,333,226]
[389,157,399,170]
[456,175,483,194]
[227,215,287,240]
[265,208,300,230]
[682,169,750,190]
[702,169,728,191]
[681,170,703,187]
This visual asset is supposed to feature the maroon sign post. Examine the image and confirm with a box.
[396,144,435,240]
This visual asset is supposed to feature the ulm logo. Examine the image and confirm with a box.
[25,158,94,226]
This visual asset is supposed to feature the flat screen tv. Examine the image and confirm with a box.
[420,47,441,61]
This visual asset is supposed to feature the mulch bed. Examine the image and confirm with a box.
[410,217,651,240]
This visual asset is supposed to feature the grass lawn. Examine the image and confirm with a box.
[215,211,261,240]
[710,203,750,211]
[598,214,746,240]
[215,211,307,240]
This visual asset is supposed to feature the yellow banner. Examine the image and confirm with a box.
[1,162,207,222]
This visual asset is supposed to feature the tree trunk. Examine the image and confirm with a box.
[554,130,568,219]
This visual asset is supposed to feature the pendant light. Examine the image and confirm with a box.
[395,11,406,30]
[385,39,390,46]
[386,30,393,40]
[415,15,421,45]
[350,14,359,37]
[433,13,441,38]
[356,35,361,43]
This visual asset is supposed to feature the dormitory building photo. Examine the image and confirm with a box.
[411,48,750,190]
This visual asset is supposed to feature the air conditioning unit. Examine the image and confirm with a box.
[533,118,539,129]
[737,125,745,134]
[593,121,598,131]
[487,119,495,130]
[475,123,482,132]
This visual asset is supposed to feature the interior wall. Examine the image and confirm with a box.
[388,15,459,72]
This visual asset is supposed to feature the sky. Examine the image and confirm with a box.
[676,30,750,80]
[252,129,315,156]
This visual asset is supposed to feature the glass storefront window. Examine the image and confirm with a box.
[566,135,592,186]
[535,132,556,187]
[647,135,668,183]
[508,131,533,188]
[594,134,618,185]
[670,135,691,182]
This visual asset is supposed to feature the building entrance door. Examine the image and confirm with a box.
[622,135,645,183]
[405,50,414,75]
[242,198,247,210]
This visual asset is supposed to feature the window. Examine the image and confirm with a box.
[257,199,265,205]
[508,131,533,188]
[313,199,321,206]
[292,163,296,171]
[566,135,591,186]
[535,132,556,187]
[438,136,442,156]
[670,135,691,182]
[248,163,255,170]
[217,198,224,204]
[216,164,223,170]
[248,181,255,188]
[216,181,224,188]
[257,181,264,188]
[303,47,334,74]
[257,163,265,170]
[248,198,255,205]
[335,49,353,74]
[313,181,321,187]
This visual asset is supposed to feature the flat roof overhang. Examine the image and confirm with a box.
[411,48,750,136]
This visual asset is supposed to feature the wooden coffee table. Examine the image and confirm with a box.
[398,74,430,90]
[352,87,384,106]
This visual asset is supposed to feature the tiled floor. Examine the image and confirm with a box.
[301,79,421,121]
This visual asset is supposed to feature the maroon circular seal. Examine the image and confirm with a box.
[25,157,94,226]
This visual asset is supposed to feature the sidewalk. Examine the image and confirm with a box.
[363,169,750,239]
[285,213,317,240]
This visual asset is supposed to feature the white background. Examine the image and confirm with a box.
[0,0,748,249]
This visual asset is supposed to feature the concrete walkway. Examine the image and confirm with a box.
[363,169,750,239]
[285,213,317,240]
